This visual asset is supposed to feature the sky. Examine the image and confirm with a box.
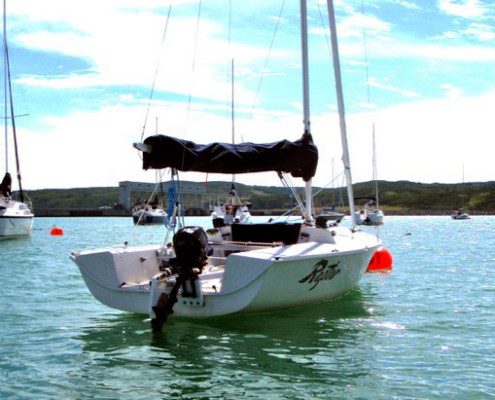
[2,0,495,191]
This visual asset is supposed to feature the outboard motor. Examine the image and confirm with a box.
[151,226,209,333]
[173,226,210,272]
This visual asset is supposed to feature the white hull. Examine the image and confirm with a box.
[71,225,380,317]
[0,216,33,237]
[0,199,34,237]
[317,211,344,223]
[355,209,384,226]
[211,205,251,227]
[451,212,469,220]
[132,208,167,225]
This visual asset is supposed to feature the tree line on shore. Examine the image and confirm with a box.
[26,180,495,212]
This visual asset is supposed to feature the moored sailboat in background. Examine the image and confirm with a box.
[210,60,251,228]
[450,164,470,220]
[210,184,251,227]
[71,0,383,332]
[0,0,33,238]
[355,125,384,226]
[132,203,168,225]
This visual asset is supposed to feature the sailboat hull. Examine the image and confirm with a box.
[70,229,380,317]
[451,213,469,220]
[0,200,34,237]
[355,210,384,226]
[132,209,167,225]
[0,216,33,237]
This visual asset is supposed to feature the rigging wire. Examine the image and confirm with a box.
[360,0,379,209]
[316,2,332,58]
[3,0,7,173]
[225,0,233,134]
[185,0,203,126]
[4,20,24,201]
[140,0,174,142]
[360,0,372,106]
[244,0,287,143]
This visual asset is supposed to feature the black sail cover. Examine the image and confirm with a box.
[142,134,318,182]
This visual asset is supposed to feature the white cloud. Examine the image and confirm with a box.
[435,22,495,42]
[398,1,421,10]
[343,90,495,184]
[16,88,495,191]
[441,83,463,97]
[462,23,495,41]
[363,40,495,62]
[337,13,391,39]
[368,77,421,98]
[4,0,495,190]
[438,0,486,18]
[12,1,291,107]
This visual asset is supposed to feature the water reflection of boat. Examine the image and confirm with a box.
[78,288,370,351]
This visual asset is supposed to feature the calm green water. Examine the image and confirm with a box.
[1,216,494,399]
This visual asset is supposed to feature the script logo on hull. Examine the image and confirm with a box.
[299,259,341,290]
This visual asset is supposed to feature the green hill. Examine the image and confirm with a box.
[24,180,495,212]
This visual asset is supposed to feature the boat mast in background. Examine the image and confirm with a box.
[299,0,313,222]
[372,124,379,209]
[3,0,7,173]
[3,0,24,203]
[0,0,34,238]
[326,0,356,227]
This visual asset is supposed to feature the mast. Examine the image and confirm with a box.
[299,0,312,221]
[326,0,356,227]
[3,0,7,173]
[372,124,379,208]
[231,58,236,186]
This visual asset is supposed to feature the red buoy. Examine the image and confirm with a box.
[50,226,64,236]
[367,246,393,272]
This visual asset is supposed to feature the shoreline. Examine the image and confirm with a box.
[33,208,495,217]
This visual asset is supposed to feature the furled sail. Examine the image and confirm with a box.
[142,134,318,182]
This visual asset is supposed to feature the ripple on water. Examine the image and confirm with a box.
[1,216,495,399]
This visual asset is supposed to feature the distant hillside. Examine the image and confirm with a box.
[25,180,495,212]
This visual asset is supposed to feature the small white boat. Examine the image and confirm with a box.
[0,195,33,237]
[132,206,167,225]
[316,207,344,225]
[211,186,251,227]
[211,204,251,227]
[451,209,470,220]
[355,207,384,226]
[355,126,384,227]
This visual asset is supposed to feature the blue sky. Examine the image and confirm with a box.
[2,0,495,190]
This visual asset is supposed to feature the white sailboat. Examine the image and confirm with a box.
[210,61,251,228]
[210,184,251,228]
[355,125,384,226]
[317,159,344,225]
[132,205,168,225]
[451,165,470,220]
[0,0,34,238]
[71,0,381,331]
[451,209,469,220]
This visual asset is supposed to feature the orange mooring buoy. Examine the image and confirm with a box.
[366,246,393,272]
[50,226,64,236]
